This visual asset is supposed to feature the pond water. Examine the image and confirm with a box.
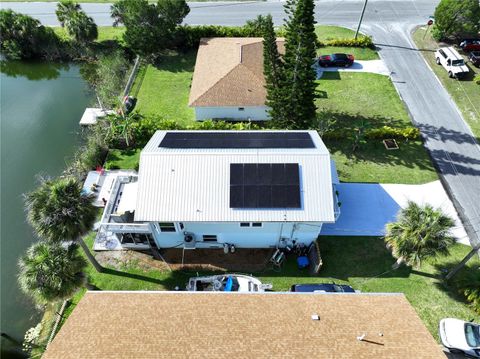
[0,60,93,357]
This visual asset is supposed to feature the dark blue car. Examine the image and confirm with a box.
[290,283,356,293]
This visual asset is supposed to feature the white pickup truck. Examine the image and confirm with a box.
[435,47,469,79]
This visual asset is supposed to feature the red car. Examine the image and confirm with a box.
[460,39,480,52]
[469,51,480,67]
[318,53,354,67]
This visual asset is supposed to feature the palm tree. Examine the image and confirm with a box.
[24,177,103,272]
[18,241,87,305]
[385,201,456,268]
[64,11,98,44]
[55,0,81,27]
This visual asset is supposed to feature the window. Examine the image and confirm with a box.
[239,222,262,228]
[202,235,217,242]
[159,222,176,232]
[238,107,245,111]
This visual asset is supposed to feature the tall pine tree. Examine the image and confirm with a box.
[262,15,286,125]
[279,0,318,128]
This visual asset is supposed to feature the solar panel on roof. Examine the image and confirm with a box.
[229,163,301,209]
[159,132,315,149]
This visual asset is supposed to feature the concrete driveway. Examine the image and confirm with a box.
[321,181,469,245]
[316,60,390,78]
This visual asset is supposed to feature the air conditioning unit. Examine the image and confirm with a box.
[183,232,196,249]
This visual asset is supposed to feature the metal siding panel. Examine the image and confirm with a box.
[135,131,335,222]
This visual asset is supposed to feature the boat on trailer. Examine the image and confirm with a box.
[186,274,272,292]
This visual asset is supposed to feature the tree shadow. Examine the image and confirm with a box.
[418,123,479,145]
[432,260,480,309]
[428,148,480,176]
[319,111,436,173]
[0,60,69,80]
[151,50,197,73]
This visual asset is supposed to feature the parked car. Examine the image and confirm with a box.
[186,274,272,292]
[439,318,480,357]
[469,51,480,67]
[460,39,480,52]
[290,283,356,293]
[318,53,354,67]
[435,47,470,79]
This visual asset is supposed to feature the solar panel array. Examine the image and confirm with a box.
[159,132,315,149]
[229,163,301,208]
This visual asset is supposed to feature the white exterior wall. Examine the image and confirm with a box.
[150,222,323,249]
[194,106,269,121]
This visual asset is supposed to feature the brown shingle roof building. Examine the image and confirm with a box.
[43,291,445,359]
[188,38,285,108]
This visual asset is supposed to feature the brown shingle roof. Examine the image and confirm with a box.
[43,292,445,359]
[189,38,285,107]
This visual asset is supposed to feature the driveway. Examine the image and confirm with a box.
[316,60,390,79]
[321,181,469,245]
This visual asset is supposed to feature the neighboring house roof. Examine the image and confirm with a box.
[188,37,285,107]
[134,130,335,222]
[43,291,445,359]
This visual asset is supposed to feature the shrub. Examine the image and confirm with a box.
[174,24,268,50]
[0,10,61,60]
[365,126,420,141]
[452,263,480,314]
[474,74,480,85]
[432,0,480,41]
[319,36,375,49]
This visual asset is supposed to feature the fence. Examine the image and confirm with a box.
[122,55,141,98]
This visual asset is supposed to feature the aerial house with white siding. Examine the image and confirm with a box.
[94,130,340,252]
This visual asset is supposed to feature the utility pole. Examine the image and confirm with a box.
[445,244,480,281]
[355,0,369,40]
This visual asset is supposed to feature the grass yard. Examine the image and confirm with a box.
[50,235,479,344]
[329,141,437,183]
[53,26,125,44]
[104,148,141,170]
[317,72,438,184]
[317,72,410,122]
[134,51,196,126]
[412,26,480,138]
[315,25,379,60]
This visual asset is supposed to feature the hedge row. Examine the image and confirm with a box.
[174,25,267,50]
[318,36,375,49]
[322,126,420,141]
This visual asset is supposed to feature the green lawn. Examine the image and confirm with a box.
[315,25,379,60]
[412,26,480,138]
[316,72,437,184]
[53,26,125,44]
[134,51,196,126]
[57,235,479,343]
[105,148,141,170]
[317,72,410,123]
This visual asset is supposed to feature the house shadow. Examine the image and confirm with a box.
[260,237,411,281]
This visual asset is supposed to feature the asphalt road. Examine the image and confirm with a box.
[2,0,479,250]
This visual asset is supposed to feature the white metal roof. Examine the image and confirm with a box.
[134,130,335,222]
